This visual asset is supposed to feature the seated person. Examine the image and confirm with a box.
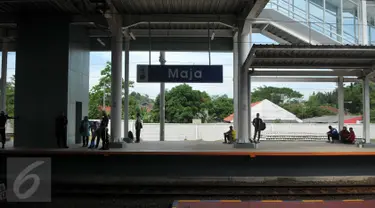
[223,126,235,144]
[347,127,356,144]
[327,125,339,143]
[339,126,350,142]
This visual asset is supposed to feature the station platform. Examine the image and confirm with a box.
[2,141,375,156]
[2,141,375,187]
[173,200,374,208]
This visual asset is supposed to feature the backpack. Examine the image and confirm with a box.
[260,121,266,131]
[128,131,134,139]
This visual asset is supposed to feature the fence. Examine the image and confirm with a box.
[7,121,372,141]
[102,121,374,142]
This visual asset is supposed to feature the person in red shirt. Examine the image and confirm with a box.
[339,126,350,142]
[347,127,356,144]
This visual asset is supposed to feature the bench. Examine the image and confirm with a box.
[262,133,326,141]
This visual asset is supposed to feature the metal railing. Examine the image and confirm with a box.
[265,0,359,44]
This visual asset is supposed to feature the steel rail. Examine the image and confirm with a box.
[53,184,375,197]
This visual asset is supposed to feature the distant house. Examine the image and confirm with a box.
[98,103,154,114]
[223,99,302,123]
[98,106,111,114]
[308,105,362,124]
[319,105,348,115]
[302,115,362,124]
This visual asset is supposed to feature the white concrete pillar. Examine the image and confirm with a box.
[123,37,130,137]
[248,72,252,140]
[233,33,239,130]
[337,76,345,131]
[0,40,7,112]
[363,76,370,143]
[237,26,251,143]
[110,18,123,142]
[361,0,368,45]
[159,51,166,141]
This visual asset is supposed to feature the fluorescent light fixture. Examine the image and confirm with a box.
[129,32,136,40]
[71,22,95,26]
[97,38,105,47]
[104,10,112,19]
[211,32,215,41]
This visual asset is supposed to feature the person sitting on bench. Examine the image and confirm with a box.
[346,127,356,144]
[223,126,235,144]
[339,126,350,143]
[327,125,339,143]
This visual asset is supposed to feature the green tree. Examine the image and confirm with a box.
[281,102,335,119]
[208,95,233,122]
[251,86,303,105]
[88,62,134,118]
[5,75,15,116]
[151,84,212,123]
[311,82,375,116]
[127,92,154,120]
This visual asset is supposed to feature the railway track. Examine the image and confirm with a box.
[53,184,375,197]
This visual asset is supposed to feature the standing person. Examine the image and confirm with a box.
[55,111,68,148]
[0,111,18,149]
[135,113,143,143]
[80,116,91,147]
[252,113,263,143]
[88,121,100,149]
[99,111,109,150]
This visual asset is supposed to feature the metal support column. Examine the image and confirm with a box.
[363,76,370,143]
[248,72,252,141]
[233,33,239,131]
[124,37,130,137]
[110,17,123,142]
[337,76,345,131]
[339,0,343,43]
[237,29,251,143]
[159,51,166,141]
[0,40,7,112]
[208,22,211,65]
[361,0,368,45]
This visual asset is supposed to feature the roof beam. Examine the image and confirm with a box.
[240,0,270,20]
[251,64,370,69]
[122,14,237,28]
[89,29,233,38]
[238,0,269,35]
[255,57,375,61]
[251,77,359,82]
[242,47,256,70]
[250,70,361,77]
[253,46,375,52]
[259,30,290,44]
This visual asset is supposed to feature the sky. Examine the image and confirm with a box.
[2,34,337,100]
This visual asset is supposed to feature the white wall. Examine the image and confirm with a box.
[67,25,90,144]
[7,121,372,141]
[102,121,373,141]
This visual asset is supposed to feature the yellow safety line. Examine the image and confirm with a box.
[302,200,324,203]
[261,200,283,203]
[220,200,241,202]
[343,199,364,202]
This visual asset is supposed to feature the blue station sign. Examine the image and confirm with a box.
[136,65,223,83]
